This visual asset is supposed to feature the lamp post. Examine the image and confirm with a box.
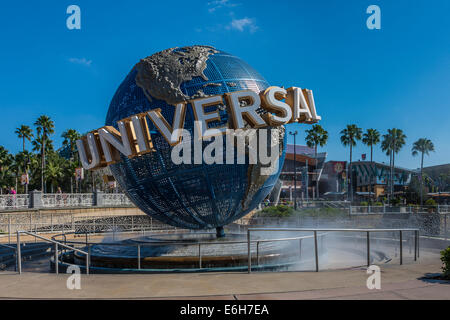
[289,131,298,210]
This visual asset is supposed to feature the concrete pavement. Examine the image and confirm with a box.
[0,253,448,300]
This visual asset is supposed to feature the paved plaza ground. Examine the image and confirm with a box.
[0,251,448,300]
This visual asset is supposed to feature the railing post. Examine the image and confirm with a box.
[51,212,53,232]
[366,231,370,266]
[299,238,302,260]
[399,230,403,265]
[87,244,91,275]
[414,230,417,261]
[314,231,319,272]
[198,243,202,269]
[137,245,141,270]
[256,241,260,266]
[54,243,59,275]
[417,230,420,258]
[247,229,251,273]
[16,231,22,274]
[8,214,11,244]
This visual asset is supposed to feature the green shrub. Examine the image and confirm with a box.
[259,205,294,217]
[425,198,437,206]
[441,246,450,279]
[374,202,383,206]
[295,207,348,218]
[360,201,368,206]
[258,205,348,219]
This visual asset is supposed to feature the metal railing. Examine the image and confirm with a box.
[0,195,29,210]
[102,193,133,206]
[16,230,90,275]
[42,193,95,208]
[349,205,450,215]
[0,214,176,245]
[51,231,326,271]
[246,228,420,273]
[0,192,134,210]
[10,227,421,274]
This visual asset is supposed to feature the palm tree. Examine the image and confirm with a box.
[62,129,81,156]
[15,125,34,152]
[45,158,64,193]
[381,128,406,202]
[34,115,55,192]
[305,124,328,199]
[340,124,362,202]
[14,151,31,193]
[15,126,34,193]
[412,138,434,206]
[362,129,380,200]
[0,146,14,194]
[62,129,81,193]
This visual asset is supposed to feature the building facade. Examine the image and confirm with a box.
[277,144,327,201]
[351,161,413,198]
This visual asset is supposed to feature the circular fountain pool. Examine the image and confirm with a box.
[61,232,310,273]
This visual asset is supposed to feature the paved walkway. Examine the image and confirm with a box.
[0,253,448,299]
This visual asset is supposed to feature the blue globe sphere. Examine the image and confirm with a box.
[105,46,286,232]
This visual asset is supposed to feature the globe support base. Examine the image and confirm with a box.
[216,226,225,238]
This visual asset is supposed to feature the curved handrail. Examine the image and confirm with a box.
[51,230,327,270]
[0,243,16,251]
[16,230,90,275]
[247,227,420,273]
[52,231,324,247]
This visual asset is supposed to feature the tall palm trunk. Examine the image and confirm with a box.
[388,150,392,203]
[369,145,373,202]
[420,152,424,206]
[349,144,353,202]
[22,137,26,189]
[41,134,45,192]
[391,151,395,200]
[315,145,319,199]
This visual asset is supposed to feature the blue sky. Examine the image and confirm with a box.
[0,0,449,169]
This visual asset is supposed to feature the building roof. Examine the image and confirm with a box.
[286,144,314,156]
[352,161,414,173]
[423,163,450,171]
[284,144,327,168]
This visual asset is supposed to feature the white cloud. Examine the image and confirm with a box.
[68,57,92,67]
[228,17,258,33]
[207,0,239,13]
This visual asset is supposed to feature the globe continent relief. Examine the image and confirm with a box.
[105,46,286,232]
